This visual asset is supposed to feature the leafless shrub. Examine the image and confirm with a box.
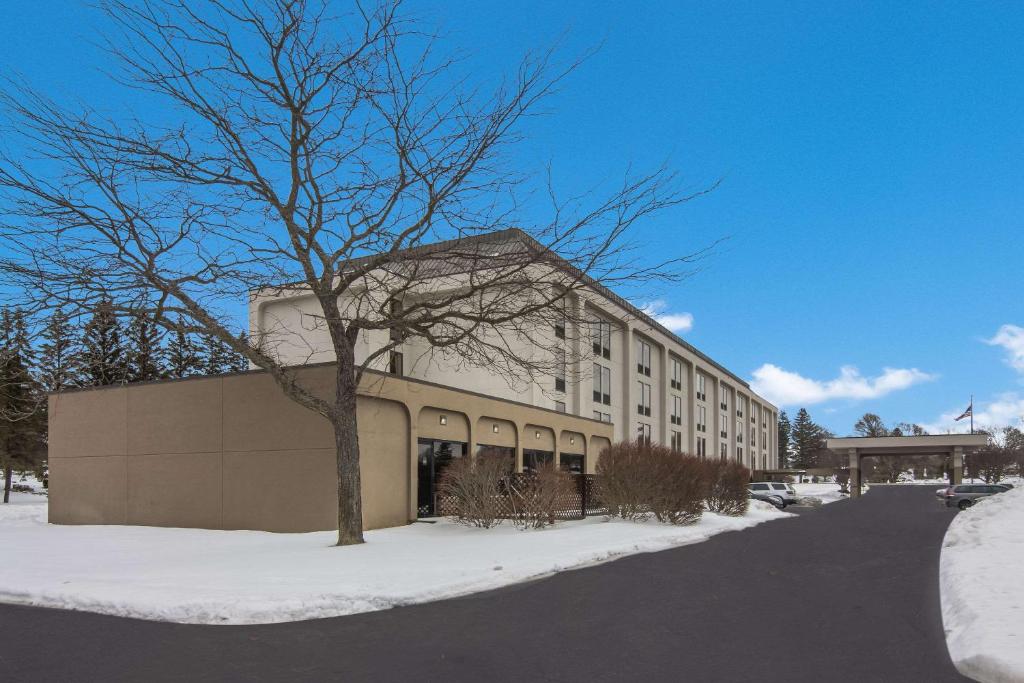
[436,455,509,529]
[705,459,750,516]
[597,441,710,525]
[507,463,574,530]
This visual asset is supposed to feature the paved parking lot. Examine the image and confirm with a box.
[0,486,968,682]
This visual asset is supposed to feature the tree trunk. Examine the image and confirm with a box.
[333,343,365,546]
[3,464,11,504]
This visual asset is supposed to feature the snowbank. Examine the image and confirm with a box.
[940,485,1024,683]
[791,482,846,505]
[0,500,789,625]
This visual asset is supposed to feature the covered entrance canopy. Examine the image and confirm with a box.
[826,434,988,498]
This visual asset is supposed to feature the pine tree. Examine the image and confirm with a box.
[80,299,127,386]
[790,408,825,469]
[126,314,165,382]
[38,308,80,391]
[201,334,248,375]
[777,410,792,468]
[166,326,202,379]
[0,307,46,503]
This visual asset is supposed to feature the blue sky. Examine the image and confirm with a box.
[1,1,1023,435]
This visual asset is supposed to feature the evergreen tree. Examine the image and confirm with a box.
[201,333,248,375]
[80,299,127,386]
[126,314,165,382]
[777,410,792,468]
[38,308,80,391]
[0,307,46,503]
[165,326,202,379]
[791,408,826,469]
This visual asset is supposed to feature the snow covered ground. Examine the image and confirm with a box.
[791,482,847,505]
[0,499,790,625]
[940,485,1024,683]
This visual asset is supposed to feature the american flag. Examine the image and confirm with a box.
[954,403,973,421]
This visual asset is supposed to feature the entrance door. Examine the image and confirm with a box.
[417,439,466,517]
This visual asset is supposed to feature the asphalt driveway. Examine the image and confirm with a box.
[0,485,968,682]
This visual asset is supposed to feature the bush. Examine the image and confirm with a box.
[704,459,750,516]
[436,454,509,528]
[597,441,711,525]
[506,462,574,529]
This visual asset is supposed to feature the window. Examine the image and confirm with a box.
[671,430,683,451]
[737,446,743,461]
[555,401,566,413]
[697,405,707,432]
[720,412,728,439]
[555,348,566,393]
[696,436,706,459]
[637,381,651,416]
[737,419,744,443]
[696,373,706,401]
[636,339,651,376]
[736,397,744,418]
[671,395,683,425]
[637,422,651,443]
[670,358,683,391]
[592,319,611,359]
[554,316,565,340]
[720,442,727,461]
[593,411,611,423]
[388,351,404,377]
[751,425,756,442]
[720,392,728,412]
[592,363,611,405]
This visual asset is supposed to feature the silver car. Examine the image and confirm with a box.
[942,483,1010,510]
[749,482,798,507]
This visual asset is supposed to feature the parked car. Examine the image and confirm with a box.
[749,482,799,507]
[942,483,1011,510]
[748,488,785,509]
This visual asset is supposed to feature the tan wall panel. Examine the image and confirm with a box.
[590,436,612,473]
[357,397,410,530]
[127,379,223,455]
[559,430,585,455]
[126,452,223,529]
[417,406,470,442]
[223,449,336,532]
[476,416,517,449]
[523,424,555,451]
[222,372,333,452]
[48,390,127,459]
[48,455,127,524]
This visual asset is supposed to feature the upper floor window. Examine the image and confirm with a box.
[388,351,404,377]
[671,395,683,425]
[592,319,611,359]
[637,422,651,444]
[671,430,683,452]
[737,419,744,443]
[592,363,611,406]
[720,442,727,461]
[637,381,652,417]
[696,373,707,401]
[636,339,651,376]
[720,391,728,412]
[720,412,729,439]
[554,348,566,393]
[593,410,612,423]
[555,401,566,413]
[670,358,683,391]
[736,398,744,418]
[697,405,707,432]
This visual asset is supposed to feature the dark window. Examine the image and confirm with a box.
[388,351,404,377]
[560,453,584,474]
[522,449,554,473]
[555,377,566,392]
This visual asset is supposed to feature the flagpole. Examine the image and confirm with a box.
[970,394,973,435]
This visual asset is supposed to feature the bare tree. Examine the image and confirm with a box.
[0,1,710,544]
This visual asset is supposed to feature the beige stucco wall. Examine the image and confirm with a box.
[48,365,612,533]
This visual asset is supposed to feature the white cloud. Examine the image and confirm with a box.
[749,363,936,407]
[921,393,1024,435]
[986,324,1024,374]
[639,300,694,334]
